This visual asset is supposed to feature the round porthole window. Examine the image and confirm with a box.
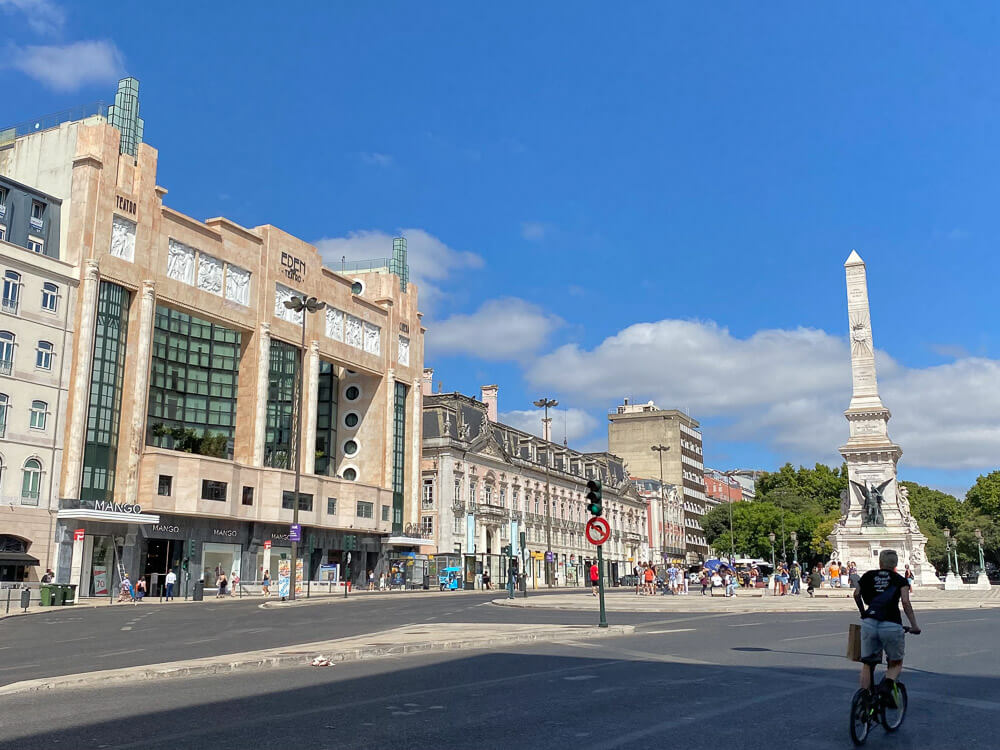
[345,385,361,401]
[343,439,359,456]
[342,467,358,481]
[344,412,360,428]
[351,280,364,295]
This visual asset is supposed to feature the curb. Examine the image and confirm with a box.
[490,597,1000,615]
[0,624,634,697]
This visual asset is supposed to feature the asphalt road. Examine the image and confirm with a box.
[0,589,676,686]
[1,608,997,749]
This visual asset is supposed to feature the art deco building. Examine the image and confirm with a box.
[0,80,425,594]
[421,380,648,587]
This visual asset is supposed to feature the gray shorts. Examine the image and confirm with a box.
[861,619,905,662]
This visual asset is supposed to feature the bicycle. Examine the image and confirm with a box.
[849,625,914,746]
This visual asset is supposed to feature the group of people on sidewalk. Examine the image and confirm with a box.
[631,562,691,595]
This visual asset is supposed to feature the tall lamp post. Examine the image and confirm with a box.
[943,527,954,576]
[651,445,670,562]
[975,528,985,573]
[790,531,798,565]
[722,470,739,565]
[768,532,776,569]
[284,295,326,601]
[533,397,558,587]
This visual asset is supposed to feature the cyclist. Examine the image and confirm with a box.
[853,549,921,704]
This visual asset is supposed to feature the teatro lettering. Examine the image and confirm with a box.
[94,500,143,515]
[280,251,306,282]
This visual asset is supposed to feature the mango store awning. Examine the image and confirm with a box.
[57,509,161,525]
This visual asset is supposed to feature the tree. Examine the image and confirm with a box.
[965,471,1000,518]
[756,463,848,515]
[703,501,825,565]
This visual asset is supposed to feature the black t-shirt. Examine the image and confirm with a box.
[858,569,908,623]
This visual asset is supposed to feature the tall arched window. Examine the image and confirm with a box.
[41,283,58,312]
[21,458,41,505]
[0,331,13,374]
[2,271,20,313]
[35,341,53,370]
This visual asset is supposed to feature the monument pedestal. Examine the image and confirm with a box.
[973,573,992,590]
[944,572,963,590]
[830,525,937,585]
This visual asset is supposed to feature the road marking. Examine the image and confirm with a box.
[580,685,804,750]
[0,664,37,672]
[644,628,696,634]
[727,622,765,627]
[780,631,843,642]
[954,649,991,658]
[95,648,145,658]
[184,638,219,645]
[120,626,132,631]
[54,636,96,644]
[923,617,989,626]
[564,674,597,680]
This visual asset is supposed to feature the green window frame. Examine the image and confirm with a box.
[264,339,299,469]
[314,360,338,476]
[391,382,407,533]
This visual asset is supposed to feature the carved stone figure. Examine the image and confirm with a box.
[326,307,344,341]
[274,283,302,324]
[225,264,250,306]
[443,412,452,436]
[345,314,363,348]
[197,253,223,295]
[398,334,410,366]
[110,216,136,262]
[363,321,381,355]
[166,239,194,284]
[896,482,912,518]
[839,488,851,518]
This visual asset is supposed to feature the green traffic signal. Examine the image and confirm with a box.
[586,479,603,516]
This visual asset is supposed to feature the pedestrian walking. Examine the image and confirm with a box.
[643,564,655,595]
[135,576,146,603]
[904,564,914,591]
[633,564,641,595]
[807,566,822,597]
[165,569,177,600]
[379,572,386,590]
[216,572,228,598]
[40,568,54,584]
[849,562,861,590]
[590,562,600,596]
[119,574,133,603]
[261,570,271,597]
[700,571,709,596]
[790,562,801,595]
[368,569,375,591]
[482,568,492,590]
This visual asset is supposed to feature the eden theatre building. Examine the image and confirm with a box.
[0,80,426,595]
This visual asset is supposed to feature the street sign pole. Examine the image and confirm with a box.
[596,543,608,629]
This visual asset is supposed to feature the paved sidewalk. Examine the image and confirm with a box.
[493,585,1000,614]
[0,622,633,696]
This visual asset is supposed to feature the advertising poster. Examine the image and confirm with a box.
[92,566,108,595]
[295,558,304,595]
[278,558,290,598]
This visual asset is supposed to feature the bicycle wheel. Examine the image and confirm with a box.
[881,681,907,732]
[850,689,871,746]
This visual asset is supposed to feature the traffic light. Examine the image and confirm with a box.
[502,544,512,557]
[182,558,189,571]
[586,479,603,516]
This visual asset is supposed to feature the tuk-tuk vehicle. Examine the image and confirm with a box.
[438,567,461,590]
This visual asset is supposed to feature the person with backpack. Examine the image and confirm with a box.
[853,550,921,702]
[589,562,600,596]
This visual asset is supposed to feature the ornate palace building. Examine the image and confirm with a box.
[420,380,648,587]
[0,80,425,593]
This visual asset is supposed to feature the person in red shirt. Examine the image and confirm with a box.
[589,563,600,596]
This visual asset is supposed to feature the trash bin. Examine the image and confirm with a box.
[192,580,205,601]
[51,585,65,606]
[39,584,54,606]
[62,584,78,605]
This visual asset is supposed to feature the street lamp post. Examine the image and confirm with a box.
[533,397,558,587]
[975,528,985,573]
[284,295,326,601]
[790,531,798,565]
[651,445,670,562]
[943,527,954,576]
[721,470,739,565]
[768,532,776,569]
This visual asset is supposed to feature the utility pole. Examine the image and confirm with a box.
[651,445,670,563]
[534,397,558,587]
[283,294,326,601]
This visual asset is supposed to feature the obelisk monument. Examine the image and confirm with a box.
[829,251,937,585]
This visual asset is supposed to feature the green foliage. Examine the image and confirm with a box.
[965,471,1000,518]
[703,498,831,566]
[756,463,848,515]
[151,423,229,459]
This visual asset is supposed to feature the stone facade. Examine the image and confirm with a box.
[421,386,648,588]
[1,101,424,592]
[607,400,708,563]
[829,251,935,585]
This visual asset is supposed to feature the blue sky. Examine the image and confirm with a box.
[3,1,999,495]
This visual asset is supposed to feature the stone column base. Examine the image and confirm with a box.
[972,573,992,591]
[944,572,963,590]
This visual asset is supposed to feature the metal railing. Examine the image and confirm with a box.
[1,298,17,315]
[0,101,107,149]
[0,359,11,375]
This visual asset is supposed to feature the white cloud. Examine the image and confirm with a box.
[8,40,123,92]
[429,298,563,361]
[525,318,1000,471]
[359,152,393,167]
[0,0,65,36]
[500,407,598,444]
[521,221,547,241]
[313,228,483,308]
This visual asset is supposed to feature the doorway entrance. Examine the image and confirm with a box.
[143,539,182,596]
